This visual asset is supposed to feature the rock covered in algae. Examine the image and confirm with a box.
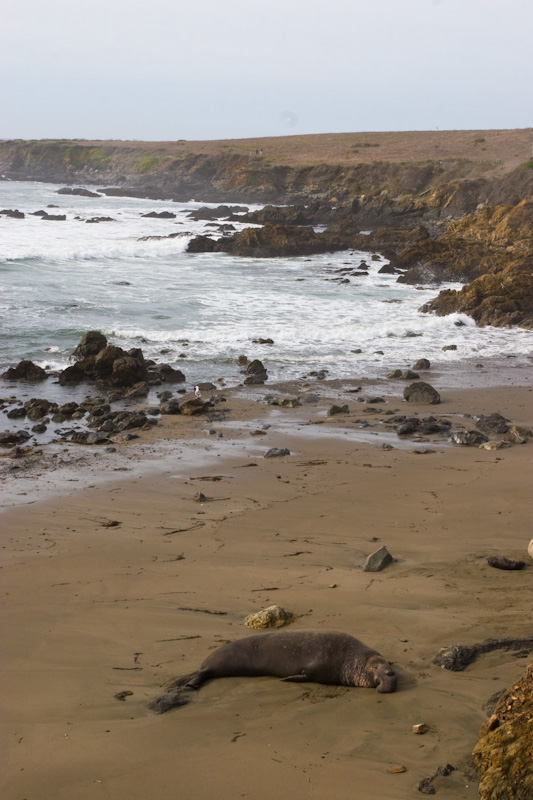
[472,662,533,799]
[244,605,293,629]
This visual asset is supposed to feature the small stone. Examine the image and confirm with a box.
[451,430,488,446]
[388,765,407,774]
[413,723,429,735]
[363,546,394,572]
[328,584,338,589]
[479,440,508,450]
[328,404,349,416]
[442,344,457,351]
[264,448,290,458]
[244,605,293,629]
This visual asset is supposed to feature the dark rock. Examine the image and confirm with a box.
[0,208,24,218]
[363,546,394,572]
[442,344,457,351]
[476,413,509,435]
[413,358,431,370]
[0,430,31,446]
[58,187,101,197]
[124,381,150,398]
[252,337,274,345]
[397,418,420,435]
[179,397,210,416]
[32,423,47,433]
[141,210,176,218]
[187,205,248,221]
[114,411,148,431]
[188,223,347,258]
[152,364,186,383]
[58,402,79,416]
[7,407,26,419]
[404,382,440,404]
[73,331,108,360]
[42,214,66,221]
[86,216,115,223]
[1,360,48,381]
[160,399,182,414]
[328,404,349,416]
[241,205,311,226]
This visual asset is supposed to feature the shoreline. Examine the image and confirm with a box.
[2,358,532,510]
[1,358,532,799]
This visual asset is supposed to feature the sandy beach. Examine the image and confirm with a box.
[1,369,532,800]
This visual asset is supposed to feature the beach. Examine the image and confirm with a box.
[1,369,531,800]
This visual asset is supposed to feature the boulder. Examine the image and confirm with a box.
[179,397,209,415]
[244,358,268,384]
[152,364,185,383]
[413,358,431,370]
[109,355,148,387]
[363,546,394,572]
[403,381,441,404]
[42,214,66,221]
[1,360,48,381]
[160,398,182,414]
[476,413,509,435]
[72,331,108,360]
[328,404,349,416]
[472,663,533,800]
[0,430,31,446]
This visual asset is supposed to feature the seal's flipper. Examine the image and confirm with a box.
[281,673,309,682]
[148,687,194,714]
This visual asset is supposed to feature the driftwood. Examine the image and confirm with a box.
[433,636,533,671]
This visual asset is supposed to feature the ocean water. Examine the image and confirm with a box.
[1,180,532,393]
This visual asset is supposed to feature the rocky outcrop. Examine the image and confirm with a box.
[2,360,48,381]
[57,187,100,197]
[60,334,149,388]
[188,223,346,257]
[240,204,311,226]
[472,663,533,800]
[420,260,533,328]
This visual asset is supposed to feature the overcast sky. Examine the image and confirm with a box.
[3,0,532,141]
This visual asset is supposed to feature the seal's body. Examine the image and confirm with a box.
[170,630,397,693]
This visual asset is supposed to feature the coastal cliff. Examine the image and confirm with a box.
[1,130,532,327]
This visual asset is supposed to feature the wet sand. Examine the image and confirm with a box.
[1,374,532,800]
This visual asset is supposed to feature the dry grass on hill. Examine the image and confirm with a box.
[70,128,533,176]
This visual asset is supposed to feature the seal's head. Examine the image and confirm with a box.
[367,655,397,693]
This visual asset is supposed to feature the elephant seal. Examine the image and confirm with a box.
[149,630,397,714]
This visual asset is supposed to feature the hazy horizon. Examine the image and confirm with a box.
[3,0,532,141]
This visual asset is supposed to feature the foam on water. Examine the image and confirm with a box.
[1,180,532,388]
